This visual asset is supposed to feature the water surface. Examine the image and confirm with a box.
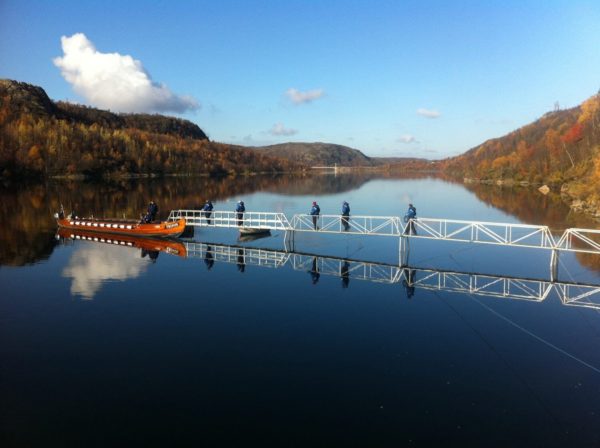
[1,174,599,447]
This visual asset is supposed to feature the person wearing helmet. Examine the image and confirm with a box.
[310,201,320,230]
[341,201,350,231]
[235,200,245,226]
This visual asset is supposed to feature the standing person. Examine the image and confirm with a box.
[341,201,350,231]
[149,200,159,221]
[404,203,417,235]
[202,200,214,225]
[310,201,320,230]
[235,200,245,226]
[142,200,159,223]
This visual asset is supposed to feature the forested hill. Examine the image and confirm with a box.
[0,79,208,140]
[442,93,600,215]
[253,142,376,167]
[0,79,297,177]
[58,103,209,140]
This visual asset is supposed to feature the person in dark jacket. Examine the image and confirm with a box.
[141,200,159,224]
[341,201,350,231]
[235,200,245,226]
[202,200,214,225]
[404,203,417,235]
[310,201,320,230]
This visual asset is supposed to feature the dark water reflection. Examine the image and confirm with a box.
[464,182,599,231]
[1,174,600,447]
[0,173,404,266]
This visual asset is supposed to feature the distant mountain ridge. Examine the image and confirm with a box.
[253,142,375,167]
[251,142,425,167]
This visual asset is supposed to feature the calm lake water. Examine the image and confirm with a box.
[1,174,600,447]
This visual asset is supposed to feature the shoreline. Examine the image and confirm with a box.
[463,177,600,221]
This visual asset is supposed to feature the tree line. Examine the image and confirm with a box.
[441,93,600,207]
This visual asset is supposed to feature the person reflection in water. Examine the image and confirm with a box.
[340,260,350,288]
[237,248,245,273]
[402,268,416,298]
[204,245,214,270]
[309,256,320,284]
[141,249,159,262]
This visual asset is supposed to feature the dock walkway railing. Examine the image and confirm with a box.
[168,210,600,254]
[168,210,291,232]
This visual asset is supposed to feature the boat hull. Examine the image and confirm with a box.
[57,217,187,238]
[238,227,271,236]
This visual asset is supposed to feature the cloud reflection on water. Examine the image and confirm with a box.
[62,243,149,299]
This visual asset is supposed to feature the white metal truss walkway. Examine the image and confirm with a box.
[168,210,600,254]
[183,241,600,309]
[169,210,291,232]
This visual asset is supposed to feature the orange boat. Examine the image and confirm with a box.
[56,215,187,238]
[57,228,187,258]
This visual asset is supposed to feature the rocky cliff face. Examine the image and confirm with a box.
[0,79,58,118]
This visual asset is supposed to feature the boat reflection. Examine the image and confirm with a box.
[185,241,600,310]
[57,228,187,259]
[57,229,187,299]
[238,231,272,243]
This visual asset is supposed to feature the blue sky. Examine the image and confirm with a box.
[1,0,600,158]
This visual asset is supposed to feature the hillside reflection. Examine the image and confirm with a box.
[57,236,600,309]
[0,175,598,274]
[464,183,600,270]
[0,173,417,266]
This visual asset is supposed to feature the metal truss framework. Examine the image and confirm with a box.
[169,210,600,255]
[410,218,556,250]
[168,210,291,232]
[554,228,600,254]
[184,242,600,309]
[185,242,289,268]
[289,214,401,236]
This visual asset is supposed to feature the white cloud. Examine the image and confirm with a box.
[53,33,199,113]
[285,87,325,105]
[417,108,441,118]
[269,122,298,136]
[398,134,417,143]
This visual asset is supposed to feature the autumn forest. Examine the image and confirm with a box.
[0,79,298,178]
[1,78,599,215]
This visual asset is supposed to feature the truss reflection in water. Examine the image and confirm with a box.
[185,241,600,310]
